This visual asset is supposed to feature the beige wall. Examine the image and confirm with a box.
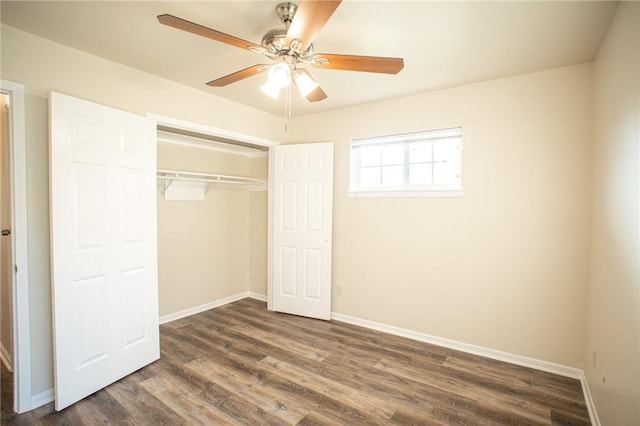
[0,93,12,366]
[249,156,269,295]
[586,3,639,425]
[287,63,593,368]
[0,24,281,398]
[157,143,267,316]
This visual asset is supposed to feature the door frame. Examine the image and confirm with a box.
[148,114,280,150]
[1,80,32,413]
[267,146,274,310]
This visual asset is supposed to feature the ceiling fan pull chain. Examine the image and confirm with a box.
[287,85,292,119]
[282,85,291,132]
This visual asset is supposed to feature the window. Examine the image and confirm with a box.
[349,127,462,196]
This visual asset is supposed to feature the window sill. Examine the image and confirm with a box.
[347,190,464,198]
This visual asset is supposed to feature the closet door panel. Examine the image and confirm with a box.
[271,142,333,320]
[50,92,159,411]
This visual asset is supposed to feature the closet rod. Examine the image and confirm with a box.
[156,175,263,185]
[157,169,265,193]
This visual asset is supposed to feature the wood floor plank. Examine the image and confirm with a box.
[138,375,243,425]
[2,298,591,425]
[551,408,592,426]
[184,357,310,425]
[376,357,553,424]
[105,374,185,425]
[327,320,451,362]
[296,410,350,426]
[390,407,455,425]
[442,356,590,422]
[68,389,134,425]
[260,355,398,420]
[223,304,409,369]
[28,401,88,425]
[230,324,331,362]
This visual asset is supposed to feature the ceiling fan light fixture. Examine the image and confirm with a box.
[267,62,292,89]
[295,70,320,97]
[160,0,404,114]
[260,79,281,100]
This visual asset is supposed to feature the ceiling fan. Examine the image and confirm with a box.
[158,0,404,103]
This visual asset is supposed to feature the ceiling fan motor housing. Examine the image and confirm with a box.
[262,2,312,59]
[262,28,288,53]
[261,29,313,61]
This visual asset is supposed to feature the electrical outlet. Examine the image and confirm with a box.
[336,286,342,296]
[592,351,597,369]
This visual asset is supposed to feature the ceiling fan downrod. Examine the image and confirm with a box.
[275,2,297,28]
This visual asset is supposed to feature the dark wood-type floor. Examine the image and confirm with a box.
[2,298,590,425]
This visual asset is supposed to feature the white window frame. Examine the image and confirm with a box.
[348,127,463,198]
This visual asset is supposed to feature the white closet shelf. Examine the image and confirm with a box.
[157,169,266,193]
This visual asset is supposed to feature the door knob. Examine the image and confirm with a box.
[1,229,10,236]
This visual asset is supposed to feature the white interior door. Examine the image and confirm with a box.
[271,142,333,320]
[50,92,159,410]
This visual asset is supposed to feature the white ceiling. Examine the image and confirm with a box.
[0,1,618,118]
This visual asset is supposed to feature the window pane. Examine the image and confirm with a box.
[433,161,456,184]
[409,163,432,185]
[360,146,381,167]
[409,141,432,163]
[381,144,404,166]
[381,165,404,187]
[360,167,381,187]
[433,140,456,161]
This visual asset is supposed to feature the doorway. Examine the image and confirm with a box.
[1,93,13,371]
[0,80,31,413]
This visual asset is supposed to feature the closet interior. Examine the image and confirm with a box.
[156,126,269,318]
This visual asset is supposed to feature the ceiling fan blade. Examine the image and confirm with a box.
[158,14,262,51]
[285,0,341,51]
[313,53,404,74]
[206,64,268,87]
[306,86,328,103]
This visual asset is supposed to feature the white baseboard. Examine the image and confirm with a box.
[31,388,54,409]
[247,291,267,302]
[579,371,601,426]
[0,342,13,372]
[160,291,259,324]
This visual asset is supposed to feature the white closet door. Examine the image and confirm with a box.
[271,142,333,320]
[50,92,159,410]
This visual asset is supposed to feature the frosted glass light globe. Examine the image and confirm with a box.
[268,62,291,89]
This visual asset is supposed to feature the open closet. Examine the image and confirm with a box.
[156,126,270,320]
[48,92,332,410]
